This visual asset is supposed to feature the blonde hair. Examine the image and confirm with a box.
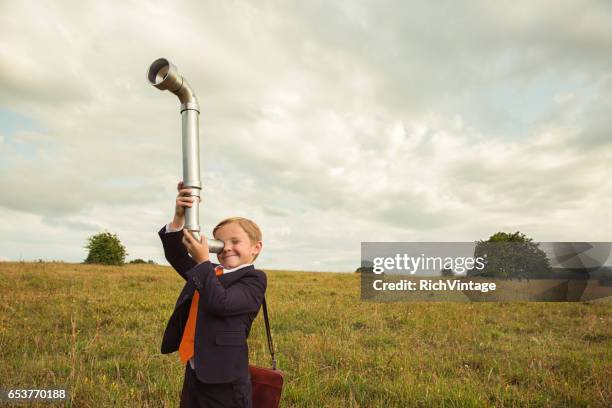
[213,217,263,261]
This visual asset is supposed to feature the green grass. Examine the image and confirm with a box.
[0,262,610,407]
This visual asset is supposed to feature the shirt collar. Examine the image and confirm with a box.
[218,263,253,274]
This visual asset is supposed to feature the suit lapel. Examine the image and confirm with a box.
[218,265,253,287]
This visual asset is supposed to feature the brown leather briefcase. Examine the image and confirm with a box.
[249,298,284,408]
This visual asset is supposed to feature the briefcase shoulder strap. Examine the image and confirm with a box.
[262,297,277,370]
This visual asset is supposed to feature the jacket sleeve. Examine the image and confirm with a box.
[158,225,196,281]
[186,261,267,316]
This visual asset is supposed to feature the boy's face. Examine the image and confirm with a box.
[214,222,262,269]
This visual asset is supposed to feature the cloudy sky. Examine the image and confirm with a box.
[1,1,611,271]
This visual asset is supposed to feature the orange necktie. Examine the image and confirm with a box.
[178,265,224,364]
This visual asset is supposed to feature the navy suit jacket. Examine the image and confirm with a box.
[158,226,267,383]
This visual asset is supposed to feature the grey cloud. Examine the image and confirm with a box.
[42,216,102,232]
[264,1,612,131]
[556,80,612,149]
[0,145,173,218]
[371,196,458,230]
[444,138,611,218]
[262,206,290,217]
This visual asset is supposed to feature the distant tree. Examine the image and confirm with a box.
[84,231,128,266]
[129,258,147,264]
[355,260,374,274]
[441,268,454,276]
[470,232,551,280]
[147,259,156,265]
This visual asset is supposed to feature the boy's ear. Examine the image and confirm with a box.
[250,241,263,262]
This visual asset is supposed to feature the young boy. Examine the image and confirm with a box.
[158,182,266,408]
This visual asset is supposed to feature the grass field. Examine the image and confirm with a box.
[0,262,610,407]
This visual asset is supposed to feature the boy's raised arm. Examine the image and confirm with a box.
[158,226,196,281]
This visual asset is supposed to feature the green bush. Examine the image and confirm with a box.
[84,231,128,266]
[128,259,156,265]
